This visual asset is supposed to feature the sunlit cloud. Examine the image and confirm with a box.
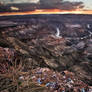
[0,0,91,14]
[10,6,19,10]
[0,9,92,16]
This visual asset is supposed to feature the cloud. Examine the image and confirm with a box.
[10,6,19,10]
[39,0,84,10]
[0,0,84,12]
[40,0,62,4]
[0,0,40,4]
[59,1,84,10]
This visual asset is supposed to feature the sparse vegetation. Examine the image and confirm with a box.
[0,58,25,92]
[0,58,47,92]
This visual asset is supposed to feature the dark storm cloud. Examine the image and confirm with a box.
[59,1,84,10]
[0,0,84,12]
[40,0,62,4]
[39,0,84,10]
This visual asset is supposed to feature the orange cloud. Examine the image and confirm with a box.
[0,9,92,16]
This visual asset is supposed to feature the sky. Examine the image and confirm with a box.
[0,0,92,10]
[64,0,92,10]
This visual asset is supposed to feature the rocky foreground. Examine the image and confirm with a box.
[0,14,92,92]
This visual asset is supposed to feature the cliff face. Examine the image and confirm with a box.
[0,14,92,87]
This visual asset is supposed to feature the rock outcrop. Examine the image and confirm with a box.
[0,14,92,87]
